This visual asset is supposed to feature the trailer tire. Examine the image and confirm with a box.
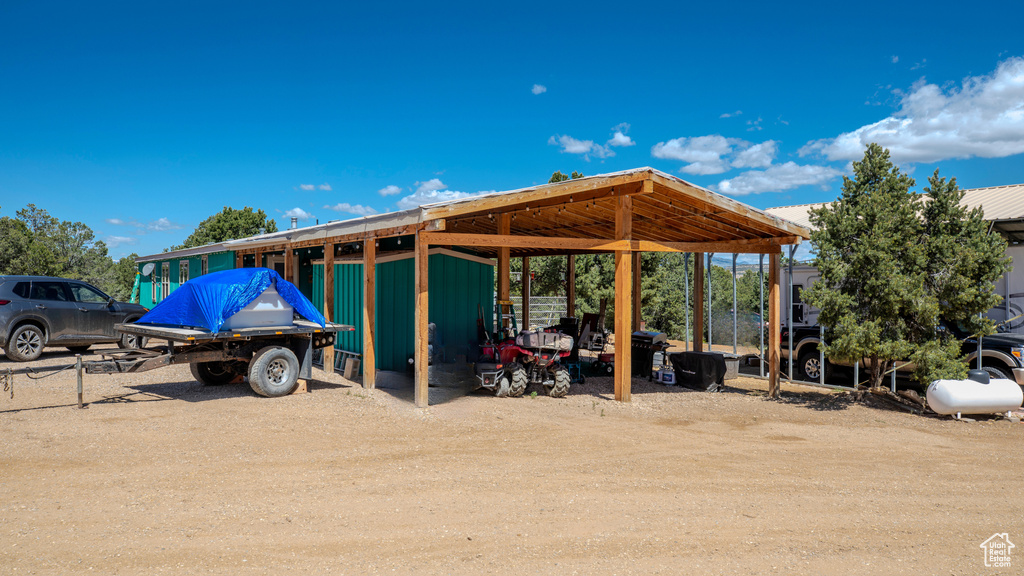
[508,363,527,397]
[248,346,300,397]
[549,367,570,398]
[191,361,246,386]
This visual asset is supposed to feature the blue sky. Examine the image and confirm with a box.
[2,0,1023,259]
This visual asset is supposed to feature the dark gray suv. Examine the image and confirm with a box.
[0,276,149,362]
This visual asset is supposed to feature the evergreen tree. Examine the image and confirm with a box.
[175,207,278,250]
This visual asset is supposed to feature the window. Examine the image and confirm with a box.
[179,260,190,285]
[12,282,29,298]
[201,255,209,276]
[792,284,804,324]
[69,282,109,303]
[30,281,69,301]
[161,262,170,302]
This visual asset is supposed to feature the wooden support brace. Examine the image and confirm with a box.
[768,251,781,398]
[323,243,336,374]
[614,194,633,402]
[414,229,429,408]
[497,214,511,301]
[363,237,376,389]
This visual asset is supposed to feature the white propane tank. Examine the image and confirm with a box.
[926,373,1023,416]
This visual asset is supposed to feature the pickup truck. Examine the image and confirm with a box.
[780,324,1024,386]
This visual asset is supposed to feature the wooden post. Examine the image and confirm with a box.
[235,252,243,269]
[614,194,633,402]
[284,247,294,283]
[362,237,376,389]
[414,229,429,408]
[497,214,511,301]
[522,257,531,329]
[693,252,704,353]
[323,243,336,374]
[768,251,781,398]
[566,255,576,318]
[256,249,264,269]
[632,251,642,331]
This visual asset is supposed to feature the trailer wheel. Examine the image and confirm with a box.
[191,361,246,386]
[508,363,528,397]
[548,367,570,398]
[248,346,300,397]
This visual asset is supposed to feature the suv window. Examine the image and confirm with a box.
[12,282,30,298]
[30,281,69,301]
[69,282,109,304]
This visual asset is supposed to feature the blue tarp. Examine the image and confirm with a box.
[137,268,326,332]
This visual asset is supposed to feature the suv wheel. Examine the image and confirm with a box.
[5,324,45,362]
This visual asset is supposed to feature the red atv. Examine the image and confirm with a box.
[476,329,574,398]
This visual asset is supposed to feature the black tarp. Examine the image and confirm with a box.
[669,351,726,391]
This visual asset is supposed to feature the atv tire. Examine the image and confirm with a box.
[548,367,570,398]
[508,363,528,397]
[493,373,512,397]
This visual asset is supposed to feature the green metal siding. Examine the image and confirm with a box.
[187,257,201,280]
[208,252,234,272]
[138,265,154,308]
[374,258,414,371]
[333,263,364,356]
[311,264,324,314]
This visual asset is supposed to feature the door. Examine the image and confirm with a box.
[67,281,118,341]
[28,281,78,341]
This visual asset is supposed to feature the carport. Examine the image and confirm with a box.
[225,167,810,406]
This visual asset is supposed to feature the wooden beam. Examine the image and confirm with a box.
[282,220,446,251]
[497,214,511,301]
[284,247,294,283]
[414,229,429,408]
[362,237,376,389]
[614,195,632,402]
[693,252,704,353]
[566,255,576,318]
[522,257,531,329]
[235,251,243,268]
[422,171,653,220]
[632,251,642,331]
[420,232,796,254]
[768,251,781,398]
[323,243,335,375]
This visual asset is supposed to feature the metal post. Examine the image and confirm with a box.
[1005,270,1011,330]
[819,326,825,386]
[759,254,764,378]
[891,364,896,393]
[707,252,713,350]
[732,253,738,355]
[787,245,795,379]
[977,312,984,370]
[684,253,690,352]
[76,354,83,409]
[853,360,859,389]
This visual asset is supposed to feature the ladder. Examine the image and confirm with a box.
[496,300,518,340]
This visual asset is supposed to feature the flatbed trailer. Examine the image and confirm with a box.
[0,320,354,399]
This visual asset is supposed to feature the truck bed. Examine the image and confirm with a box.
[115,320,354,343]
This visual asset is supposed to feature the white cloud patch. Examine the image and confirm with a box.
[105,235,136,248]
[284,207,315,220]
[318,183,332,191]
[415,178,446,194]
[715,162,842,196]
[378,184,402,196]
[299,184,315,191]
[607,123,635,147]
[800,57,1024,163]
[532,84,547,95]
[147,217,181,231]
[323,203,379,217]
[746,116,763,131]
[548,133,614,161]
[651,135,747,175]
[892,55,899,64]
[720,110,742,118]
[106,218,126,226]
[731,140,778,169]
[397,189,477,210]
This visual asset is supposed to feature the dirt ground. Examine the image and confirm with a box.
[1,344,1022,575]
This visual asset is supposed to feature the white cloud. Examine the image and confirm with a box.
[746,116,763,131]
[284,207,315,220]
[607,123,635,147]
[378,184,402,196]
[532,84,547,95]
[323,203,379,216]
[415,178,446,194]
[147,217,181,231]
[651,135,743,175]
[732,140,778,169]
[106,218,126,226]
[318,183,332,191]
[799,57,1024,163]
[892,55,899,64]
[720,110,743,118]
[548,134,613,160]
[105,235,136,248]
[397,189,478,210]
[299,184,315,191]
[715,162,842,196]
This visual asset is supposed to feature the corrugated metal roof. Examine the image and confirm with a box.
[766,183,1024,231]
